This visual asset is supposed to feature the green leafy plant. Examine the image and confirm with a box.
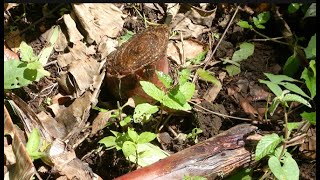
[237,11,270,29]
[99,128,168,167]
[256,72,314,179]
[26,128,47,160]
[288,3,302,14]
[140,69,195,111]
[118,30,134,45]
[184,50,208,67]
[221,42,255,76]
[4,26,59,90]
[186,128,203,143]
[183,175,207,180]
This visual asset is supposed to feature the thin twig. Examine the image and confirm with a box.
[192,5,240,83]
[189,101,252,121]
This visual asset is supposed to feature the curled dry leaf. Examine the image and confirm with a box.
[171,13,206,39]
[186,6,217,27]
[4,44,19,61]
[63,13,84,44]
[98,36,118,60]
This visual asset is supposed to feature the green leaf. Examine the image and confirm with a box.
[162,95,191,111]
[255,133,282,161]
[127,128,139,142]
[303,3,316,19]
[225,168,252,180]
[255,24,265,29]
[301,60,316,98]
[140,81,166,102]
[156,71,173,88]
[259,80,283,97]
[268,155,286,180]
[282,93,311,108]
[168,85,187,105]
[264,73,297,83]
[183,176,208,180]
[119,30,134,45]
[279,82,310,98]
[288,3,301,14]
[20,41,36,62]
[304,34,316,59]
[4,60,50,89]
[120,116,132,126]
[282,153,299,180]
[283,53,300,77]
[38,26,60,65]
[122,141,136,158]
[237,20,252,29]
[257,11,270,24]
[138,132,157,144]
[179,82,195,101]
[133,103,159,123]
[188,50,207,64]
[98,136,116,149]
[269,98,281,116]
[127,143,168,167]
[287,122,302,136]
[232,42,254,62]
[178,69,191,85]
[197,68,221,87]
[226,64,241,76]
[26,128,41,154]
[300,111,316,125]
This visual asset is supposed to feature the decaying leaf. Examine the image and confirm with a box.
[72,3,126,44]
[171,13,206,39]
[63,13,84,44]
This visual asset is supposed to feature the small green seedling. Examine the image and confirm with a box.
[186,128,203,143]
[26,128,47,160]
[183,175,207,180]
[237,11,270,29]
[99,128,168,167]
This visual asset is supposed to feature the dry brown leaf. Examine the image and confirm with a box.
[91,111,112,135]
[4,29,22,53]
[37,111,67,139]
[249,84,271,101]
[238,94,260,119]
[72,3,126,44]
[187,6,216,27]
[171,13,206,39]
[203,84,222,102]
[98,36,118,59]
[4,44,19,61]
[167,39,205,65]
[4,106,36,180]
[63,13,84,44]
[41,25,68,52]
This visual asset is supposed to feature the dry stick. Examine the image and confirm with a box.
[189,101,252,121]
[12,4,65,38]
[192,5,240,83]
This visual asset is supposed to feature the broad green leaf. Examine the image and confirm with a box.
[237,21,252,29]
[255,24,265,29]
[197,68,221,87]
[98,136,116,149]
[156,71,173,88]
[138,132,157,144]
[264,73,297,83]
[279,82,310,98]
[282,93,311,108]
[168,86,187,105]
[268,155,286,180]
[120,116,132,126]
[127,128,139,142]
[283,54,300,77]
[257,11,270,24]
[255,133,282,161]
[179,69,191,85]
[140,81,166,102]
[179,82,195,101]
[288,3,301,14]
[162,95,191,111]
[282,153,299,180]
[304,34,316,59]
[303,3,316,19]
[259,80,283,97]
[226,64,241,76]
[221,57,241,67]
[26,128,41,154]
[4,60,50,89]
[274,145,286,159]
[115,133,131,150]
[122,141,136,158]
[110,130,120,137]
[300,111,316,125]
[39,26,60,65]
[133,103,158,123]
[301,60,316,98]
[29,151,46,160]
[20,41,36,62]
[232,42,254,62]
[127,143,168,167]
